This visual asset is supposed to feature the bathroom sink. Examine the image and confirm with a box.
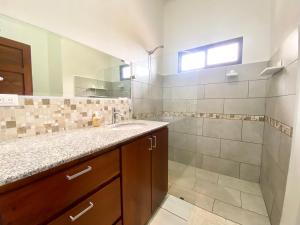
[111,122,147,130]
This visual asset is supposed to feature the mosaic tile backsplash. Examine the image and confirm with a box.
[0,96,132,141]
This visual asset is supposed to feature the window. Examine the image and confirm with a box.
[120,64,131,80]
[178,37,243,72]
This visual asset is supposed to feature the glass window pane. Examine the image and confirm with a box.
[207,43,239,66]
[181,51,205,71]
[121,65,131,79]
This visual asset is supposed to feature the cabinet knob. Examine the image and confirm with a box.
[0,76,4,81]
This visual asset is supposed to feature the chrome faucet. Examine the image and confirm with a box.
[112,107,124,124]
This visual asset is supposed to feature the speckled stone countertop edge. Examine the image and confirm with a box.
[0,120,168,187]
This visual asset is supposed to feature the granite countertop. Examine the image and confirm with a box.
[0,120,168,187]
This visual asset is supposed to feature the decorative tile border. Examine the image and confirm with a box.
[0,96,132,141]
[265,116,293,137]
[135,112,293,137]
[162,112,265,122]
[133,112,163,120]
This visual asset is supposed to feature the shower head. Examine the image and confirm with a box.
[147,45,164,55]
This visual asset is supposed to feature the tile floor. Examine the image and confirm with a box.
[156,160,271,225]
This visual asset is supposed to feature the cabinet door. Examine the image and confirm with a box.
[151,128,168,212]
[121,136,152,225]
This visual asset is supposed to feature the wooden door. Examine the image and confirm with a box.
[121,136,152,225]
[0,37,32,95]
[151,128,168,213]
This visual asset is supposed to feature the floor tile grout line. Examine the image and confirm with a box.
[240,191,242,208]
[170,193,246,225]
[169,192,269,224]
[168,165,270,223]
[205,198,270,219]
[161,207,189,222]
[170,161,263,197]
[212,199,216,212]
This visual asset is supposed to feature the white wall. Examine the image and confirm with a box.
[280,26,300,225]
[61,38,122,96]
[272,1,300,224]
[0,0,164,62]
[271,0,300,54]
[0,14,53,95]
[162,0,271,75]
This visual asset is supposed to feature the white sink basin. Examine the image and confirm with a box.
[111,122,147,130]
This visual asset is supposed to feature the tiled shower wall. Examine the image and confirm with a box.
[260,30,298,225]
[0,96,131,141]
[163,62,269,182]
[132,60,163,119]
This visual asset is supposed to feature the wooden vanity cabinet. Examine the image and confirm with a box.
[122,127,168,225]
[121,135,152,225]
[0,126,168,225]
[0,150,120,225]
[151,128,168,213]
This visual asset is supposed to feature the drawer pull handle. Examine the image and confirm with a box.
[69,201,94,222]
[153,135,157,149]
[66,166,92,180]
[0,76,4,81]
[149,137,153,151]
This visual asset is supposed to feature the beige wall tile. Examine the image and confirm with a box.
[224,98,265,115]
[195,168,219,184]
[198,67,227,84]
[249,80,267,98]
[203,119,242,140]
[205,81,249,99]
[218,175,262,196]
[172,86,198,100]
[197,136,221,157]
[221,139,262,165]
[270,202,282,225]
[163,87,172,99]
[173,148,196,166]
[197,99,224,113]
[266,61,298,97]
[278,133,292,174]
[263,123,281,164]
[240,163,261,183]
[201,155,239,178]
[242,121,264,144]
[227,62,268,82]
[265,95,295,126]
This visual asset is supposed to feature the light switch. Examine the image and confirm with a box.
[0,94,19,106]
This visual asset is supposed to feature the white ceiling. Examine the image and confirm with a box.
[0,0,165,61]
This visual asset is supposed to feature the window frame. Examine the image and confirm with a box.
[178,37,243,73]
[119,64,131,80]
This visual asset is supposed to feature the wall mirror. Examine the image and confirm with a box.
[0,14,131,98]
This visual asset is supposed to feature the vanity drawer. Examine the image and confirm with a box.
[0,149,120,225]
[48,178,121,225]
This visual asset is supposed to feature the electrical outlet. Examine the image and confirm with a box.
[0,94,19,106]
